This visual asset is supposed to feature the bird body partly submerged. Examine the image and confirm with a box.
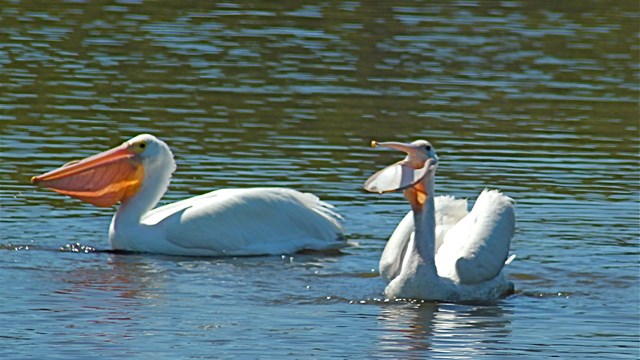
[381,190,515,302]
[365,140,515,303]
[32,134,344,256]
[111,187,343,256]
[378,195,469,283]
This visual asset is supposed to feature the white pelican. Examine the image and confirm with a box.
[364,140,515,302]
[31,134,344,256]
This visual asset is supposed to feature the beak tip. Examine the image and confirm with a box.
[370,140,378,148]
[30,176,38,184]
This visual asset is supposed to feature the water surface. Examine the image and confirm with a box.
[1,1,639,358]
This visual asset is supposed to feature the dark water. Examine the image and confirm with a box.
[1,1,639,358]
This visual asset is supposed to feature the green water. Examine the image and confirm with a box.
[1,1,638,358]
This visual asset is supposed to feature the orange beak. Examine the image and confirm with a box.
[31,143,144,207]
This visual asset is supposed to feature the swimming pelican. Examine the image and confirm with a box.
[31,134,344,256]
[364,140,515,302]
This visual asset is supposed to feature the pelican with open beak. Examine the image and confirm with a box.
[364,140,516,302]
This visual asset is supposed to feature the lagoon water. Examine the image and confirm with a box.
[1,1,639,358]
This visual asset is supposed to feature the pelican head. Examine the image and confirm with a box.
[31,134,175,207]
[372,140,438,169]
[125,134,175,175]
[364,140,438,194]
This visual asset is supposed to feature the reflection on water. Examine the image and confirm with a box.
[376,302,512,358]
[1,0,638,358]
[378,303,438,355]
[58,254,169,301]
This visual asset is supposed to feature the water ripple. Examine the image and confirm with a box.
[1,1,638,358]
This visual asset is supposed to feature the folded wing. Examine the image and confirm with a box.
[379,195,470,282]
[435,189,515,284]
[142,188,344,256]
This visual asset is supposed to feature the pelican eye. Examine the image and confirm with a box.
[425,145,431,151]
[130,140,147,154]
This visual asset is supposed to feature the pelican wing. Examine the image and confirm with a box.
[433,195,468,252]
[379,211,413,282]
[379,196,470,282]
[142,188,344,256]
[435,189,515,284]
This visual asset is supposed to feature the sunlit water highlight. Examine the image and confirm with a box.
[1,1,638,359]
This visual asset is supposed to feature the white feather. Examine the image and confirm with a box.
[365,140,516,302]
[108,135,344,256]
[123,188,344,256]
[379,195,468,281]
[435,189,515,284]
